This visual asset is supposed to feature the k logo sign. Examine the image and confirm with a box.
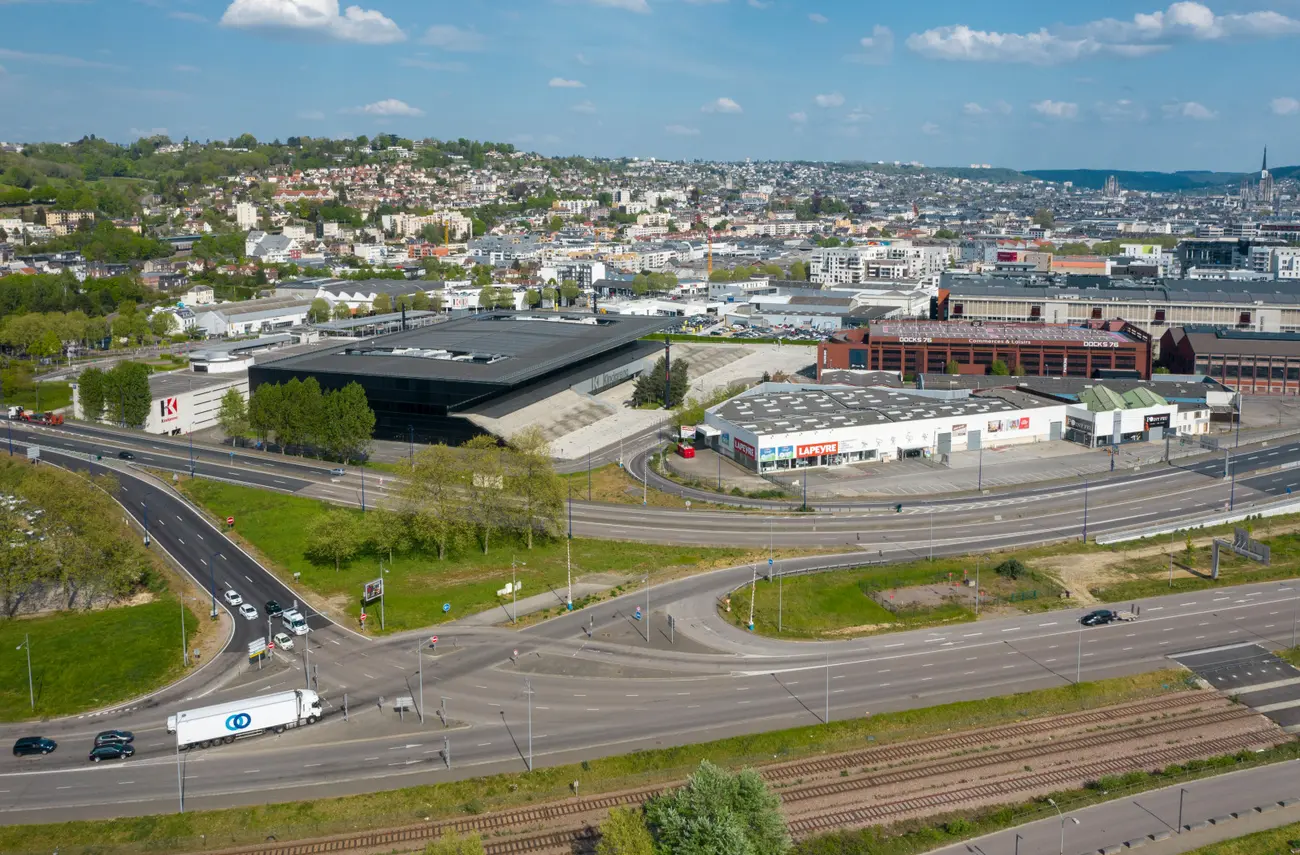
[160,397,179,417]
[225,713,252,731]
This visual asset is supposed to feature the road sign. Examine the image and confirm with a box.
[634,606,643,621]
[442,603,451,613]
[267,640,276,650]
[247,638,267,659]
[25,446,39,461]
[226,516,235,526]
[496,581,521,597]
[363,578,383,602]
[430,635,439,645]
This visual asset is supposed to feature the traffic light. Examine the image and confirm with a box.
[895,503,903,513]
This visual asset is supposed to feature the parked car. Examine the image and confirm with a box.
[13,737,56,756]
[89,744,135,762]
[117,451,135,460]
[265,600,283,617]
[223,590,243,606]
[93,730,134,747]
[1081,609,1117,627]
[272,631,294,651]
[238,603,259,620]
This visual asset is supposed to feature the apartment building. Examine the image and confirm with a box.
[235,202,258,230]
[45,210,95,237]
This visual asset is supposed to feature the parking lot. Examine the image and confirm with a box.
[1173,643,1300,734]
[666,315,825,343]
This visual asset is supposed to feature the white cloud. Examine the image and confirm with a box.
[1096,99,1149,121]
[297,109,326,120]
[421,24,484,51]
[845,24,894,64]
[549,77,585,88]
[813,92,844,108]
[993,99,1013,114]
[571,100,597,114]
[665,124,700,135]
[963,102,988,115]
[1271,96,1300,115]
[788,111,807,124]
[845,106,869,123]
[1031,99,1079,119]
[964,100,1013,116]
[701,96,742,113]
[1163,100,1216,119]
[921,121,940,135]
[220,0,405,44]
[587,0,649,11]
[906,2,1300,65]
[808,12,827,23]
[345,97,423,116]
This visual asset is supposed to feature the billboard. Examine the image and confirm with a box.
[1144,413,1171,429]
[363,578,384,602]
[797,441,839,458]
[733,438,756,459]
[159,396,180,425]
[759,447,776,461]
[777,445,795,460]
[680,425,697,440]
[951,423,967,438]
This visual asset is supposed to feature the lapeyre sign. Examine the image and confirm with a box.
[733,438,756,459]
[797,442,838,458]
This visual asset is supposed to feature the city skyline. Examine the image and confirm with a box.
[1,0,1298,170]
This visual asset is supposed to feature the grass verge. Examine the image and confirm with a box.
[560,462,747,510]
[723,559,1067,639]
[0,599,200,721]
[1181,818,1300,855]
[177,479,760,631]
[795,741,1300,855]
[0,669,1191,855]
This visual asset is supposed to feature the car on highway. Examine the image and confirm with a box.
[330,467,345,477]
[265,600,283,617]
[88,744,134,762]
[12,736,56,756]
[223,590,243,606]
[282,609,309,635]
[93,730,133,747]
[238,603,259,620]
[273,631,294,651]
[117,450,135,460]
[1081,609,1118,626]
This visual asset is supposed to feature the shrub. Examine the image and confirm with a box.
[994,558,1028,580]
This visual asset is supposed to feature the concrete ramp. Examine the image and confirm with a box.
[467,389,616,444]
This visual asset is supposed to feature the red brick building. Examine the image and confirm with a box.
[818,320,1152,380]
[1160,326,1300,395]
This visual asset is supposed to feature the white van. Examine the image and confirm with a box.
[281,610,309,636]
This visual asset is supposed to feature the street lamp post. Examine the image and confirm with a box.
[1046,799,1079,855]
[747,562,756,631]
[188,431,194,477]
[180,598,189,667]
[977,441,983,492]
[16,633,33,710]
[408,425,414,471]
[1082,476,1089,543]
[360,468,365,512]
[143,494,150,546]
[1178,787,1188,833]
[524,678,533,772]
[208,551,220,618]
[1,385,11,456]
[1230,455,1237,511]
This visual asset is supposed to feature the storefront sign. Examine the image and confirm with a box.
[796,442,839,458]
[680,425,696,440]
[986,420,1002,434]
[721,432,731,446]
[733,438,756,459]
[1144,413,1171,429]
[899,337,933,344]
[951,423,967,438]
[1082,341,1121,349]
[759,447,776,461]
[1066,416,1092,433]
[777,445,795,460]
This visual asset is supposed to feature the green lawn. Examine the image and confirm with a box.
[0,599,198,721]
[0,669,1192,855]
[1092,527,1300,601]
[180,480,755,632]
[1182,819,1300,855]
[724,559,1064,639]
[5,381,72,413]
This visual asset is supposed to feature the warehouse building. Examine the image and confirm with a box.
[250,311,673,443]
[71,369,248,436]
[818,319,1152,380]
[1160,326,1300,395]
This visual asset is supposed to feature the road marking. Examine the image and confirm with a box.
[487,703,500,707]
[1214,597,1230,602]
[303,764,321,768]
[879,682,890,687]
[625,694,639,698]
[363,757,378,761]
[1147,607,1164,612]
[587,708,601,711]
[677,692,690,695]
[177,538,184,545]
[687,704,700,709]
[1039,622,1058,627]
[475,685,488,690]
[1045,658,1057,663]
[736,687,749,691]
[56,786,71,790]
[477,743,492,747]
[882,642,904,648]
[1123,647,1134,651]
[362,673,375,679]
[1180,602,1198,606]
[243,770,260,774]
[963,632,982,637]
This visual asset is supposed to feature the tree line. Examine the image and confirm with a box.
[77,362,153,427]
[301,430,564,573]
[235,378,376,461]
[0,304,177,360]
[632,356,690,408]
[0,273,155,319]
[0,462,156,618]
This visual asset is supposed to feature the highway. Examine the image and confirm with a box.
[0,420,1298,824]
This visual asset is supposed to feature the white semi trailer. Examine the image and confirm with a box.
[167,689,322,750]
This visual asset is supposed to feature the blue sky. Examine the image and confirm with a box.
[1,0,1298,170]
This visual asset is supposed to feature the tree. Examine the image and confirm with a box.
[423,831,484,855]
[319,382,375,461]
[367,506,409,565]
[547,216,564,232]
[524,289,541,308]
[102,361,151,427]
[149,312,177,338]
[990,360,1010,376]
[478,286,495,309]
[372,293,392,313]
[403,444,466,560]
[411,291,430,311]
[1032,208,1055,229]
[507,427,563,549]
[463,435,505,553]
[217,388,250,439]
[308,297,331,323]
[597,808,653,855]
[305,509,362,572]
[632,356,689,408]
[945,359,959,375]
[77,366,106,422]
[248,382,284,446]
[541,286,557,307]
[1013,363,1027,376]
[645,761,789,855]
[277,376,325,452]
[332,301,352,320]
[788,260,808,281]
[559,279,580,307]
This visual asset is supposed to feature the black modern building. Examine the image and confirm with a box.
[249,311,674,444]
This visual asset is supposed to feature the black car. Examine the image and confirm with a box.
[88,744,134,762]
[117,451,135,460]
[12,736,56,757]
[93,730,134,747]
[1081,609,1116,627]
[265,600,283,618]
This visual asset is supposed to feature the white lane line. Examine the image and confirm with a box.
[477,742,492,747]
[1039,622,1058,627]
[243,770,260,774]
[1001,627,1018,633]
[303,763,321,768]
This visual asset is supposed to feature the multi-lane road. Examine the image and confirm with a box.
[0,420,1297,824]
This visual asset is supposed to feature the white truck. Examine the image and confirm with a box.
[167,689,322,750]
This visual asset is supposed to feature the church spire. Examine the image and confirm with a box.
[1262,145,1269,174]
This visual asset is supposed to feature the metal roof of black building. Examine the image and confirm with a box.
[255,311,673,386]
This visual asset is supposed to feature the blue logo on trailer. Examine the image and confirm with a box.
[226,713,252,731]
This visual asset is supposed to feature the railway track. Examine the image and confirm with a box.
[206,694,1263,855]
[765,690,1212,780]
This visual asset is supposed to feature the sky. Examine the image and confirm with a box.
[1,0,1299,171]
